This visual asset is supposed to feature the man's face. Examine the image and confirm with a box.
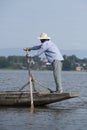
[40,39,45,43]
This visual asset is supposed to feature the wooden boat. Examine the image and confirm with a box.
[0,91,80,107]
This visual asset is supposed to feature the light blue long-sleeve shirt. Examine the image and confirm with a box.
[30,40,64,63]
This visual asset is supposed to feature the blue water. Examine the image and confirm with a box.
[0,70,87,130]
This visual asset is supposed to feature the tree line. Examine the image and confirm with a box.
[0,55,87,71]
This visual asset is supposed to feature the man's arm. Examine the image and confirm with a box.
[30,45,41,50]
[24,45,41,51]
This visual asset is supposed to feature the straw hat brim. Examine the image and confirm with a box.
[37,36,51,39]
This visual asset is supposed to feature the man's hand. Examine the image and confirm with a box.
[23,48,31,51]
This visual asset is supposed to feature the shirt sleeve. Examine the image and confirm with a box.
[30,45,41,50]
[36,43,47,56]
[31,42,48,56]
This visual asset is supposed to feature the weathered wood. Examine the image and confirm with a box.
[0,91,80,107]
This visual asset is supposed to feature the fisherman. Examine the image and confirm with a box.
[24,33,64,93]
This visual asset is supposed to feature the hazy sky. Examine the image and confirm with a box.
[0,0,87,51]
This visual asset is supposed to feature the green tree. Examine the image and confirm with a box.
[0,56,10,68]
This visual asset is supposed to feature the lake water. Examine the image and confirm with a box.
[0,70,87,130]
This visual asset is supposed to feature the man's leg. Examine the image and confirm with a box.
[52,60,63,91]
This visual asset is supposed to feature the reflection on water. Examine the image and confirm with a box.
[0,70,87,130]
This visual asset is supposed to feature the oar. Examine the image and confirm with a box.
[26,50,34,112]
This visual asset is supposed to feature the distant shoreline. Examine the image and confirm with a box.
[0,48,87,59]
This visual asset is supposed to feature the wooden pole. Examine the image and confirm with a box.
[26,51,34,112]
[29,75,34,112]
[18,81,29,91]
[34,79,53,93]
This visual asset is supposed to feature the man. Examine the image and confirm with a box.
[24,32,64,93]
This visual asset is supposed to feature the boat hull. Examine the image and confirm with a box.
[0,91,80,107]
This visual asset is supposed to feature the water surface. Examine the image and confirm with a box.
[0,70,87,130]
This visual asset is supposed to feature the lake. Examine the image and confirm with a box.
[0,70,87,130]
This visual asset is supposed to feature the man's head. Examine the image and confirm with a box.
[38,33,51,43]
